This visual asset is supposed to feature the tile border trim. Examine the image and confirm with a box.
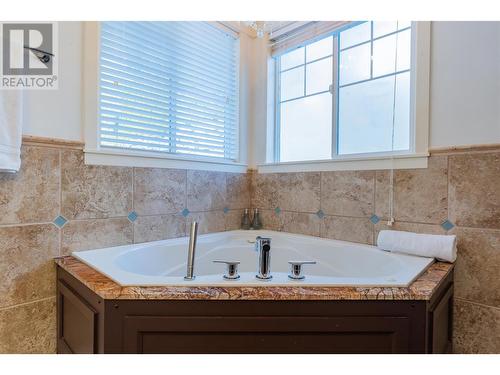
[429,143,500,155]
[22,135,84,150]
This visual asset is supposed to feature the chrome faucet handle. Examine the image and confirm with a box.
[255,236,271,251]
[255,236,272,279]
[213,260,241,280]
[288,260,316,280]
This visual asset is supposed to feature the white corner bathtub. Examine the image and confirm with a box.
[72,230,434,287]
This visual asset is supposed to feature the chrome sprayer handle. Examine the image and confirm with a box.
[288,260,316,280]
[213,260,241,280]
[184,221,198,280]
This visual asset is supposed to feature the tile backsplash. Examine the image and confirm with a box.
[251,155,459,242]
[0,143,250,353]
[251,150,500,354]
[0,140,498,353]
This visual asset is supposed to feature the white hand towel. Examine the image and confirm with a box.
[0,31,23,173]
[0,90,23,172]
[377,230,457,263]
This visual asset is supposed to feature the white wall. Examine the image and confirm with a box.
[22,21,500,155]
[247,36,271,167]
[22,22,82,141]
[429,21,500,148]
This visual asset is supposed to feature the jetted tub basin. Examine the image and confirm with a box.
[72,230,434,287]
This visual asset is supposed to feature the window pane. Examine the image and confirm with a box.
[306,36,333,62]
[306,57,332,95]
[339,43,371,86]
[373,21,410,38]
[338,73,410,154]
[372,29,411,77]
[280,67,304,101]
[281,47,304,71]
[373,21,397,38]
[340,22,371,49]
[396,29,411,71]
[280,93,332,162]
[393,72,411,151]
[398,21,411,30]
[373,34,397,77]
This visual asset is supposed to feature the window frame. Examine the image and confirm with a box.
[263,21,430,173]
[83,21,247,173]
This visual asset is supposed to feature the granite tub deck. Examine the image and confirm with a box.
[55,256,453,301]
[55,256,455,353]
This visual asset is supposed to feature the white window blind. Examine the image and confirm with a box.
[270,21,350,57]
[99,22,239,160]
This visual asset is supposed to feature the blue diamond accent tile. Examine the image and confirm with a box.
[223,207,230,214]
[274,207,281,215]
[441,219,455,231]
[370,214,380,224]
[127,211,138,222]
[53,215,68,228]
[181,208,190,217]
[316,210,325,219]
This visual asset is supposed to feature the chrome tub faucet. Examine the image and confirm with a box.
[255,236,272,279]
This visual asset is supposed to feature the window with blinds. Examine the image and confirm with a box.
[98,22,239,160]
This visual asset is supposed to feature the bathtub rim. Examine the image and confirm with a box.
[70,229,436,288]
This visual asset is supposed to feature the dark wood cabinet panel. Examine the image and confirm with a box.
[122,315,410,353]
[56,266,453,354]
[57,281,97,354]
[430,285,454,353]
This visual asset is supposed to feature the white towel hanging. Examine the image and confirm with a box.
[0,30,24,173]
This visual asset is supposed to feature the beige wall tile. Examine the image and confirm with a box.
[0,224,58,309]
[374,170,390,219]
[250,209,321,236]
[187,171,226,211]
[321,215,373,245]
[376,157,449,224]
[279,172,321,212]
[453,299,500,353]
[259,209,282,231]
[61,218,133,255]
[253,172,320,213]
[61,150,133,219]
[187,211,225,235]
[224,209,244,231]
[0,297,56,354]
[453,227,500,307]
[134,214,186,243]
[449,152,500,229]
[281,212,321,237]
[134,168,186,215]
[251,173,280,209]
[321,171,374,217]
[247,169,257,206]
[394,155,448,224]
[0,146,60,225]
[226,173,250,209]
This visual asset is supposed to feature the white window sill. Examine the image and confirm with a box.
[257,152,429,173]
[84,148,248,173]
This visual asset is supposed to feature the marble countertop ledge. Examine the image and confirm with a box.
[54,256,454,301]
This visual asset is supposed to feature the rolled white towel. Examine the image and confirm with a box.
[377,230,457,263]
